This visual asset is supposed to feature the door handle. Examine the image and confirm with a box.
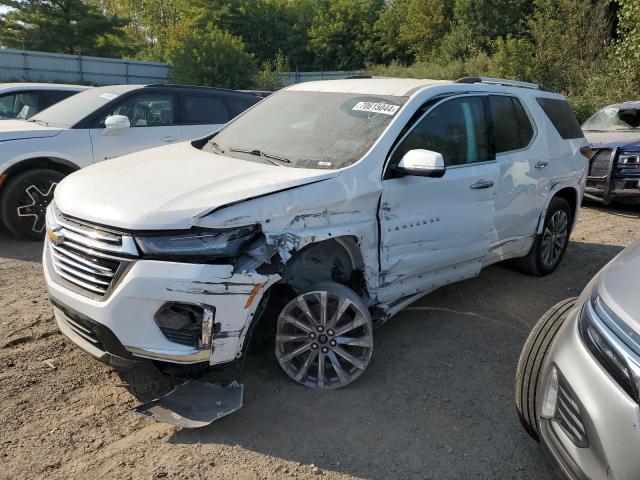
[470,180,494,190]
[535,161,548,169]
[162,136,179,143]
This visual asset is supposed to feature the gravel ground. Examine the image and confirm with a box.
[1,202,638,480]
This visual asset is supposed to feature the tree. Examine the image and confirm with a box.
[441,0,531,59]
[0,0,136,57]
[615,0,640,93]
[92,0,192,61]
[371,0,450,64]
[168,24,256,89]
[528,0,611,92]
[307,0,385,70]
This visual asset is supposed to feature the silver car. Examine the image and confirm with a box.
[516,240,640,479]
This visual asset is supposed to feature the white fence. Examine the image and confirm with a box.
[278,70,368,85]
[0,48,169,85]
[0,48,366,87]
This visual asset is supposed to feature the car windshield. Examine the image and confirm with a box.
[582,106,640,132]
[29,85,137,128]
[203,90,407,169]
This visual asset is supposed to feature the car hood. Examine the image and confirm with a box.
[584,131,640,150]
[0,120,63,142]
[54,142,340,230]
[597,240,640,334]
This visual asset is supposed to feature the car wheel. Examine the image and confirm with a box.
[514,197,572,276]
[275,282,373,389]
[0,169,64,240]
[515,297,576,441]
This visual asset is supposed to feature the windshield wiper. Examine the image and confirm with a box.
[229,147,291,165]
[27,118,49,126]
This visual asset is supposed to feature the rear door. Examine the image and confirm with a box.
[378,95,499,303]
[180,93,232,139]
[487,94,539,259]
[89,91,182,162]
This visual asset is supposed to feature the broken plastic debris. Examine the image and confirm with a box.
[131,380,243,428]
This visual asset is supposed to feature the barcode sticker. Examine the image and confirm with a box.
[352,102,399,116]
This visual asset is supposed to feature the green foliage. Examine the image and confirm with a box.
[307,0,385,70]
[254,52,289,91]
[168,24,256,89]
[491,36,535,81]
[615,0,640,94]
[92,0,192,61]
[0,0,136,56]
[371,0,450,64]
[442,0,531,58]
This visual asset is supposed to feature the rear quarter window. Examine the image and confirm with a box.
[536,97,584,139]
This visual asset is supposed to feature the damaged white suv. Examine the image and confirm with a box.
[44,77,590,389]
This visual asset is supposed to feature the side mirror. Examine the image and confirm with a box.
[103,115,130,134]
[396,149,446,178]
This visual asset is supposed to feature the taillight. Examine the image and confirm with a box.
[580,147,593,159]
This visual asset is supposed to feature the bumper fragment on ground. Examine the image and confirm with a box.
[131,380,244,428]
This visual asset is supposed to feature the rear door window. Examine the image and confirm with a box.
[44,90,78,109]
[536,97,584,139]
[223,95,261,117]
[183,95,230,124]
[489,95,534,153]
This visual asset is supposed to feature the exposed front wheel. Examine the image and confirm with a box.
[0,169,65,240]
[514,197,572,276]
[275,282,373,389]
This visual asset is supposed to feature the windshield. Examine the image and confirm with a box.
[30,86,137,128]
[203,90,407,169]
[583,106,640,132]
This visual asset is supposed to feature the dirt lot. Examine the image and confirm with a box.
[1,202,638,480]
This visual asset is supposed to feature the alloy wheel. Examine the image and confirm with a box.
[540,210,569,267]
[16,181,57,233]
[275,288,373,389]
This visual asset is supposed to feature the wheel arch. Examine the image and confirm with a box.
[0,157,80,188]
[238,235,369,358]
[536,186,580,235]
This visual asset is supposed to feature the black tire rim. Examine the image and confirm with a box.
[15,181,57,233]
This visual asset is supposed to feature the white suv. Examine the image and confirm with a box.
[43,77,590,389]
[0,84,263,239]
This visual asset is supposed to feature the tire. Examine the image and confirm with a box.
[274,281,373,389]
[515,297,576,441]
[513,197,572,276]
[0,168,65,240]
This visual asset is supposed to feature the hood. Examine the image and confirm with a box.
[597,240,640,334]
[54,142,340,230]
[584,130,640,150]
[0,120,63,142]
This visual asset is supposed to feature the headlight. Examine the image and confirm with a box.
[135,225,259,259]
[579,288,640,401]
[618,152,640,165]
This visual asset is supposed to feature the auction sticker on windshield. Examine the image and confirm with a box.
[352,102,399,116]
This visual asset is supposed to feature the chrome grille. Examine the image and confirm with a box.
[46,207,138,299]
[588,149,612,177]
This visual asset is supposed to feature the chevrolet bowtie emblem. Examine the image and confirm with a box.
[46,227,64,246]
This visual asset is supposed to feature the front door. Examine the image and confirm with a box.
[378,95,499,304]
[89,92,183,162]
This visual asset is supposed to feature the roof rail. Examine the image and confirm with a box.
[345,75,373,80]
[455,76,547,91]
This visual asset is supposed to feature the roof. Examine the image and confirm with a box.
[0,82,89,92]
[287,78,451,97]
